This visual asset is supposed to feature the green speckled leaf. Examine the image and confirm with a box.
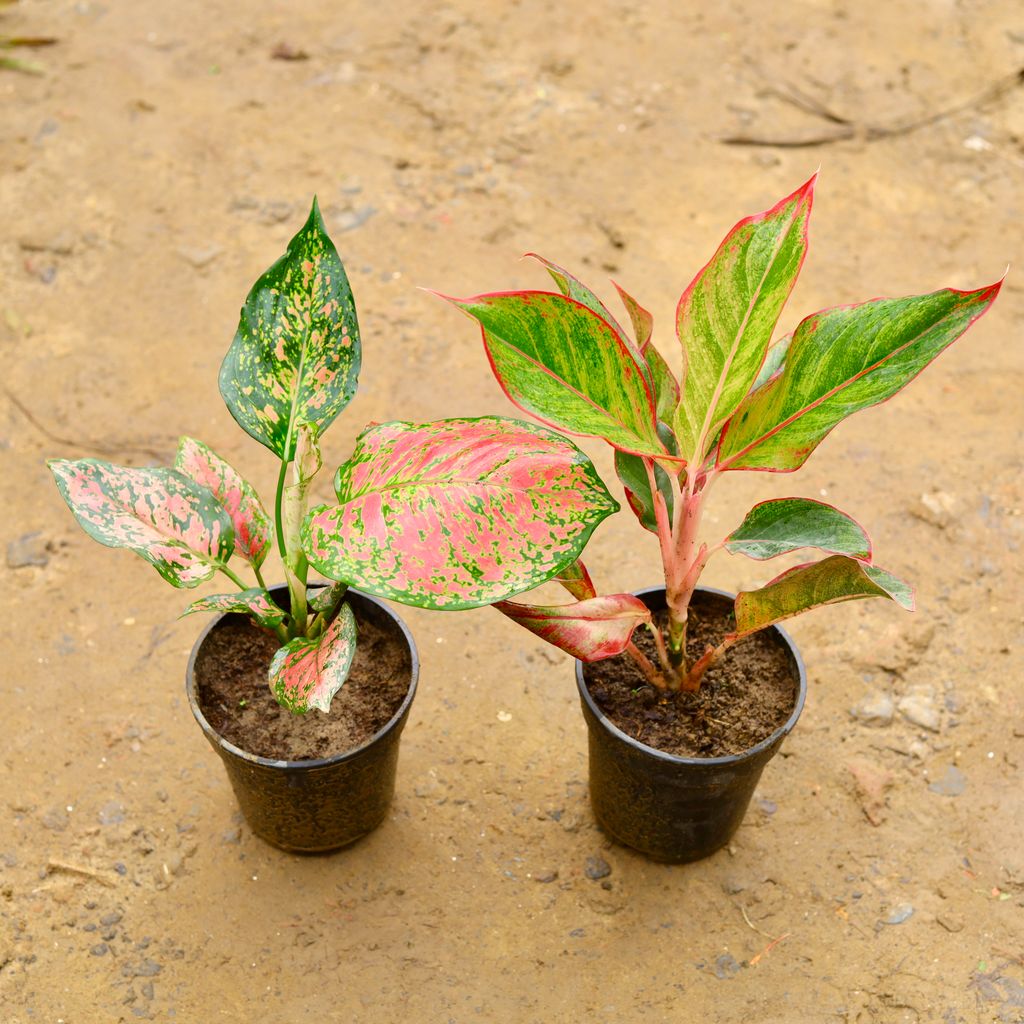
[733,554,914,638]
[673,177,815,464]
[303,416,619,610]
[219,198,360,460]
[269,601,357,714]
[49,458,233,588]
[725,498,871,560]
[181,589,286,629]
[309,580,347,614]
[174,437,272,569]
[717,282,1002,472]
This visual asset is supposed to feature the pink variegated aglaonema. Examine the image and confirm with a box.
[51,200,617,715]
[438,175,1002,691]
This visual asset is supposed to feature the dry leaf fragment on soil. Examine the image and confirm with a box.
[845,758,894,826]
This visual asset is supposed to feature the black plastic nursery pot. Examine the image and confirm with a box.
[576,586,807,864]
[186,588,418,854]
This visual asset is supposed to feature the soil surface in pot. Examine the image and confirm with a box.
[194,607,411,761]
[584,605,796,757]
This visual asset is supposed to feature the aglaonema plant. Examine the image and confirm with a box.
[50,200,617,715]
[438,175,1001,692]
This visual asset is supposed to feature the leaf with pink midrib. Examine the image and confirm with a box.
[494,593,652,661]
[49,458,233,588]
[269,602,357,714]
[175,437,272,569]
[302,417,619,610]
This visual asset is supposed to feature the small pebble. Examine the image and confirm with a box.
[897,694,941,732]
[851,693,895,727]
[90,943,109,956]
[884,903,914,925]
[928,765,967,797]
[99,910,123,926]
[584,856,611,880]
[7,532,50,569]
[176,245,222,269]
[533,870,558,883]
[98,801,126,826]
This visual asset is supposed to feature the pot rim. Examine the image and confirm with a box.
[576,584,807,768]
[186,586,419,771]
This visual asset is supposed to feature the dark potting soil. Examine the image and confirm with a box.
[194,603,412,761]
[583,603,797,758]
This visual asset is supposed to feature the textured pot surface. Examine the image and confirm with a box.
[577,586,806,863]
[187,588,418,853]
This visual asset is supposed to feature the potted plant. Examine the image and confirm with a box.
[438,174,1001,862]
[50,200,617,853]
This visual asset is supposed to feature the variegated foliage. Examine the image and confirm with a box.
[494,594,652,661]
[441,178,1001,689]
[49,459,233,587]
[182,589,287,629]
[303,417,618,610]
[174,437,272,568]
[219,198,361,460]
[269,601,357,714]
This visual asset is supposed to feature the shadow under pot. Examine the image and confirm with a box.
[576,586,806,863]
[186,586,418,853]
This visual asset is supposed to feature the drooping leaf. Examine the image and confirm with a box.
[614,449,674,535]
[717,282,1002,472]
[49,459,233,588]
[174,437,272,569]
[269,601,357,713]
[494,593,652,661]
[553,559,597,601]
[303,416,619,610]
[181,589,286,628]
[309,580,347,614]
[673,176,815,464]
[724,497,871,560]
[732,554,914,638]
[441,290,666,457]
[219,198,360,460]
[749,333,792,392]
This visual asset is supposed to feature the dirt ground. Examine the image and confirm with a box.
[2,0,1023,1020]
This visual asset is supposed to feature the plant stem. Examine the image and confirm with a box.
[274,457,289,560]
[684,635,738,691]
[219,564,250,591]
[252,562,269,592]
[624,641,668,690]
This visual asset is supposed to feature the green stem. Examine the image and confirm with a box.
[253,562,269,592]
[274,457,289,560]
[219,564,249,591]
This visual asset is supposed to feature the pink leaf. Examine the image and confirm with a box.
[268,602,357,714]
[493,593,652,661]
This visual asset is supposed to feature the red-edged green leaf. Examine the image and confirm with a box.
[614,450,674,535]
[309,580,347,614]
[49,459,233,588]
[181,589,286,628]
[527,253,630,341]
[219,198,360,460]
[303,417,619,610]
[717,282,1002,472]
[494,594,652,661]
[673,176,815,464]
[733,554,914,638]
[725,498,871,560]
[553,559,597,601]
[269,601,357,714]
[613,281,654,350]
[174,437,272,569]
[442,290,666,457]
[750,333,791,392]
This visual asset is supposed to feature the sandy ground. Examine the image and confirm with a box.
[2,1,1023,1020]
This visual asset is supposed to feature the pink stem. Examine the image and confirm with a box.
[624,641,669,690]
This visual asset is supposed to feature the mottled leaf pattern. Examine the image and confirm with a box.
[219,198,360,460]
[181,589,287,628]
[303,417,619,610]
[724,498,871,560]
[174,437,272,568]
[733,555,914,638]
[49,459,233,588]
[309,580,347,614]
[717,283,1001,472]
[527,253,630,343]
[673,176,815,463]
[614,450,674,535]
[494,594,652,661]
[443,291,666,457]
[269,601,357,714]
